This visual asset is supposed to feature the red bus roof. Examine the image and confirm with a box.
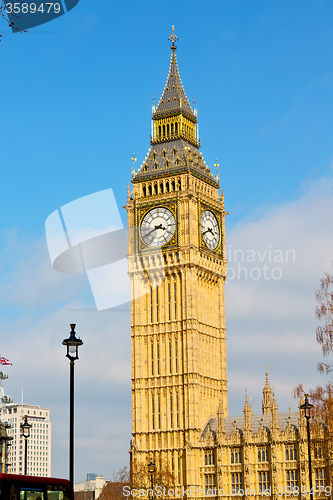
[0,473,70,488]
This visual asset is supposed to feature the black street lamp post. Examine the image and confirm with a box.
[300,394,314,499]
[62,324,83,500]
[148,460,156,500]
[20,415,32,476]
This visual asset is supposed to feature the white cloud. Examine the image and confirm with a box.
[0,229,89,309]
[226,176,333,414]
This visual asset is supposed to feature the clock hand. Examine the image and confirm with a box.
[143,224,165,237]
[202,227,214,236]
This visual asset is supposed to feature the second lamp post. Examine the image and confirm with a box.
[148,460,156,499]
[300,394,314,499]
[20,415,32,475]
[62,324,83,500]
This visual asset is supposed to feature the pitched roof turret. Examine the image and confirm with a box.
[153,26,197,122]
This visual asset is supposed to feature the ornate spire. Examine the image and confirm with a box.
[262,365,273,415]
[132,28,219,188]
[271,392,279,432]
[153,27,197,122]
[169,25,178,51]
[243,391,252,433]
[216,400,225,441]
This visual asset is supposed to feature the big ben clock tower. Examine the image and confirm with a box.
[126,27,228,492]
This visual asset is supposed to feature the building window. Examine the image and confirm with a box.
[315,469,326,490]
[150,287,153,323]
[151,342,154,376]
[152,397,155,429]
[286,446,297,461]
[314,443,325,459]
[168,283,171,321]
[157,342,160,375]
[169,340,172,373]
[170,395,173,428]
[174,282,177,319]
[258,447,269,462]
[158,396,161,429]
[286,470,298,489]
[231,473,242,493]
[156,287,159,322]
[176,394,179,428]
[204,451,215,465]
[231,450,242,464]
[175,340,178,373]
[259,472,270,492]
[205,475,216,495]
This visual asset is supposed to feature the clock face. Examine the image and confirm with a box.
[201,210,220,250]
[140,207,176,247]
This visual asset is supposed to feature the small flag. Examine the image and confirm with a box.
[0,357,12,366]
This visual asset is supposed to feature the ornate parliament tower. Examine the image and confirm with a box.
[126,27,332,500]
[126,27,228,490]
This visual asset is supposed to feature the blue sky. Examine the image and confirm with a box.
[1,0,333,484]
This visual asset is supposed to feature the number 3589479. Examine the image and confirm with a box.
[5,3,61,14]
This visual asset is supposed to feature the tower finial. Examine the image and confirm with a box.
[131,153,137,178]
[169,25,178,52]
[214,159,219,175]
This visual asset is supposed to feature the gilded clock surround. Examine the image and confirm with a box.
[198,202,223,255]
[137,203,178,253]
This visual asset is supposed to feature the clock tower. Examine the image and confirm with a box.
[126,27,228,491]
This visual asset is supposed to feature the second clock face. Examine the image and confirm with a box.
[140,207,176,247]
[201,210,220,250]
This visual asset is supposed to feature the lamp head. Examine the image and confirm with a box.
[20,415,32,439]
[62,324,83,361]
[300,394,314,417]
[147,460,156,474]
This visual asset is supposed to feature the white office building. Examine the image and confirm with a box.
[5,403,51,476]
